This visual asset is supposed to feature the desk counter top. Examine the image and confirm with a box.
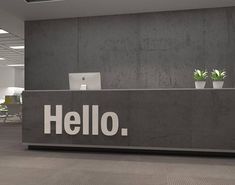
[24,88,235,92]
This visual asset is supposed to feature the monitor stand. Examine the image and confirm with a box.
[80,84,87,90]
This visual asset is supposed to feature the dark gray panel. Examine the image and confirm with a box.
[22,91,73,143]
[191,90,235,149]
[138,10,206,88]
[25,18,78,90]
[128,90,193,148]
[78,15,141,89]
[23,90,235,151]
[25,7,235,90]
[202,8,235,88]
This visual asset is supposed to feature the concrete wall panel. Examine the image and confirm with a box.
[25,7,235,90]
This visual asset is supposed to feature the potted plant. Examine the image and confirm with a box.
[211,69,226,89]
[194,69,208,89]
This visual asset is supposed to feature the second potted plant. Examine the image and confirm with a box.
[194,69,208,89]
[211,69,226,89]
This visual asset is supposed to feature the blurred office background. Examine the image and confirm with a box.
[0,11,24,123]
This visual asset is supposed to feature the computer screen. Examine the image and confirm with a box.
[69,72,101,90]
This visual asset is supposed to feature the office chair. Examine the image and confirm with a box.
[3,104,22,123]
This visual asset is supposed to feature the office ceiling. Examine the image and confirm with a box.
[0,10,24,67]
[0,0,235,20]
[0,32,24,67]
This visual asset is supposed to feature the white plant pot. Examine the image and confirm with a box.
[213,81,224,89]
[195,81,206,89]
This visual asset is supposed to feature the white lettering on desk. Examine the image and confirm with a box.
[44,105,128,136]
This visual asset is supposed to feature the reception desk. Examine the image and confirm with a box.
[22,89,235,153]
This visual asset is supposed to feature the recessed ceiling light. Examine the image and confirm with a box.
[8,64,24,67]
[0,29,8,34]
[0,58,5,60]
[10,46,25,49]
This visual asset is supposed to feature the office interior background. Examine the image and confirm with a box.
[1,0,235,185]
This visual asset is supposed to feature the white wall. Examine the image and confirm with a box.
[0,67,24,103]
[0,67,15,87]
[15,68,24,88]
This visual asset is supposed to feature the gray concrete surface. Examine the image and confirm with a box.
[1,123,235,185]
[25,7,235,90]
[23,89,235,151]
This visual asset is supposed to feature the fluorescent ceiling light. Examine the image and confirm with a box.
[10,46,25,49]
[0,58,5,60]
[8,64,24,67]
[8,87,24,91]
[0,29,8,34]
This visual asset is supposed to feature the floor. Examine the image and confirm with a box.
[0,124,235,185]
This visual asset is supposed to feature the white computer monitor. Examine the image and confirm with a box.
[69,72,101,90]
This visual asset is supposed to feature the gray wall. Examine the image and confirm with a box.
[25,7,235,90]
